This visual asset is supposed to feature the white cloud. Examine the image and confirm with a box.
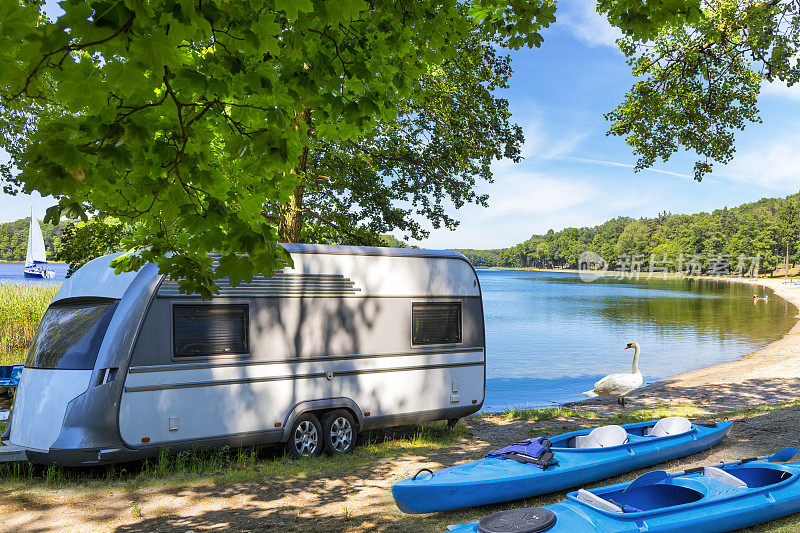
[491,112,591,174]
[761,79,800,101]
[416,171,606,249]
[480,172,598,218]
[557,0,623,49]
[723,137,800,190]
[547,154,694,179]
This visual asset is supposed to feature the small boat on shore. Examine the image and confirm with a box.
[23,207,54,279]
[446,449,800,533]
[392,417,732,514]
[0,365,22,396]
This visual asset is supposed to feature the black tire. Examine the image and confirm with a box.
[321,409,357,455]
[286,413,323,459]
[446,418,459,429]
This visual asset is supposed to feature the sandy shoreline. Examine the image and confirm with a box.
[576,276,800,415]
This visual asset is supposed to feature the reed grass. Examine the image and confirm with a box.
[0,283,59,364]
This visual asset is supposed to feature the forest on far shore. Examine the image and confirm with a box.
[0,218,62,262]
[2,193,797,276]
[456,193,800,273]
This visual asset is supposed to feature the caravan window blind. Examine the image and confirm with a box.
[173,304,249,357]
[412,302,462,345]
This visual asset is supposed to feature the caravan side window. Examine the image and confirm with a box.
[173,304,249,357]
[412,302,462,345]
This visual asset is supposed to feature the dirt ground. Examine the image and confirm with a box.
[1,403,800,533]
[3,276,800,532]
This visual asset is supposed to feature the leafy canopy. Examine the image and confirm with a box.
[604,0,800,180]
[0,0,555,296]
[58,215,128,275]
[295,26,525,245]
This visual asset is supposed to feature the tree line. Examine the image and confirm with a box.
[0,218,63,262]
[457,193,800,273]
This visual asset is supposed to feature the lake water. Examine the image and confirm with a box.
[0,262,794,412]
[0,262,68,285]
[480,269,798,411]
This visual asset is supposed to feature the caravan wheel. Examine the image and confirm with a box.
[322,410,357,455]
[287,413,323,459]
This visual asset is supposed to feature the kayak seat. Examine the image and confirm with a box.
[647,416,692,437]
[596,484,703,512]
[576,489,623,512]
[703,466,748,488]
[575,489,642,513]
[574,425,628,448]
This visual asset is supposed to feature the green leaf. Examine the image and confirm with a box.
[274,0,314,21]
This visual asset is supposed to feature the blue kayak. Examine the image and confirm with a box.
[392,417,732,514]
[447,459,800,532]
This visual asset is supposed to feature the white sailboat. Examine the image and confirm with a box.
[23,207,55,279]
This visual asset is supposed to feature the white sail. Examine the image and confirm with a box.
[25,207,47,266]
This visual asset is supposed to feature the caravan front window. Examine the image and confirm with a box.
[25,299,119,370]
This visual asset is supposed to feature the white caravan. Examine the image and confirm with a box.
[1,244,485,465]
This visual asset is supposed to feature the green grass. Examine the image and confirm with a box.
[0,283,59,364]
[485,397,800,427]
[605,403,707,425]
[487,405,598,422]
[494,403,698,425]
[0,420,468,489]
[714,398,800,419]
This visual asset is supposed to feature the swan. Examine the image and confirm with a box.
[583,342,644,406]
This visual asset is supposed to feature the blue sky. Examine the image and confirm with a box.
[417,0,800,249]
[3,0,800,249]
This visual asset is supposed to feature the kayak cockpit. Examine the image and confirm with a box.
[579,484,704,513]
[723,465,794,488]
[549,417,695,449]
[571,464,796,516]
[548,425,629,448]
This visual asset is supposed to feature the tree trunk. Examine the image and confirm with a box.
[278,109,311,243]
[279,181,305,243]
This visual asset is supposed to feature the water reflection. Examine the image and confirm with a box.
[480,270,797,411]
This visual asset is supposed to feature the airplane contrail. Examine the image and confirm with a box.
[548,154,694,179]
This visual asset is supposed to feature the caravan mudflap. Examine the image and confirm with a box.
[0,441,27,462]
